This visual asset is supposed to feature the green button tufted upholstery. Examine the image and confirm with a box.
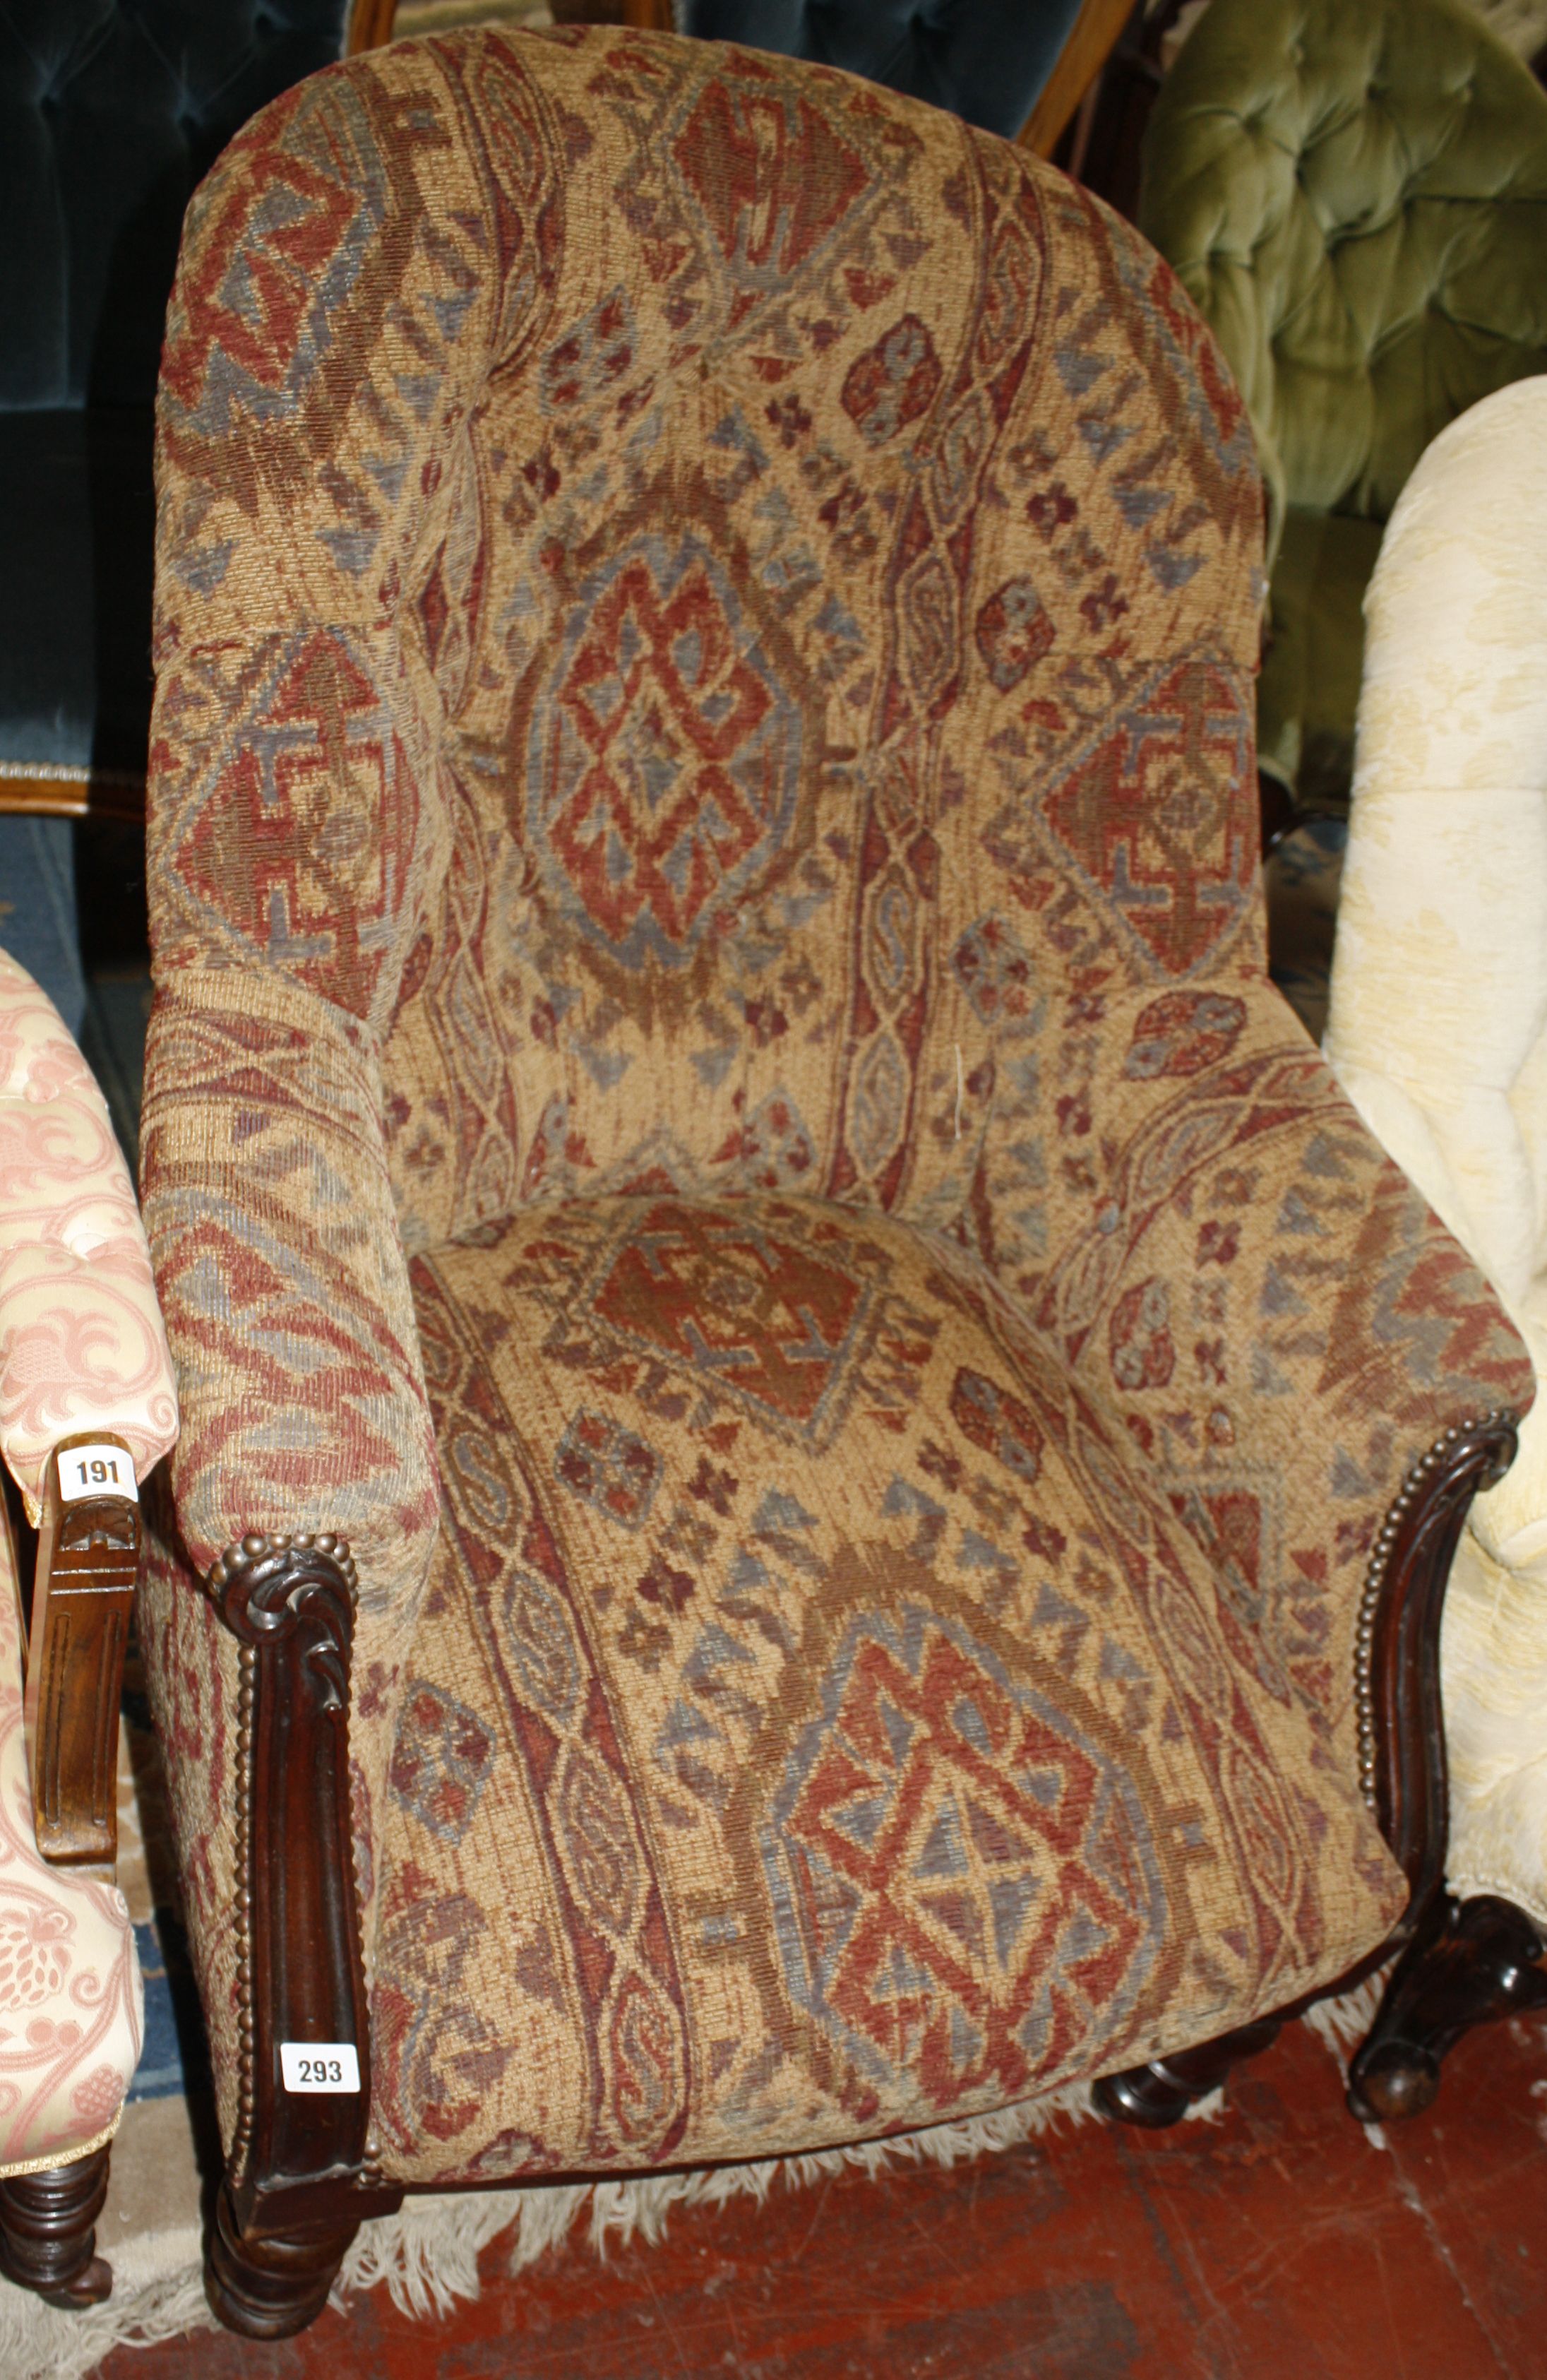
[1139,0,1547,817]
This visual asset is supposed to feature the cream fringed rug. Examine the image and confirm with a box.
[0,2078,1116,2380]
[3,1989,1420,2380]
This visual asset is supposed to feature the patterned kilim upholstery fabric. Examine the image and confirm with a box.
[138,27,1533,2182]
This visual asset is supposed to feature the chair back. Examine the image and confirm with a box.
[1326,375,1547,1506]
[148,25,1265,1259]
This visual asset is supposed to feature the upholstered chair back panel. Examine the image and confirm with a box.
[149,25,1265,1266]
[1139,0,1547,540]
[0,0,351,412]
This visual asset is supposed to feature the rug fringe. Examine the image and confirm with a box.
[336,2189,519,2320]
[0,2225,213,2380]
[1301,1970,1392,2074]
[0,2064,1234,2372]
[510,2082,1111,2274]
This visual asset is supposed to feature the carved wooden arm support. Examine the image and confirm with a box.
[203,1530,400,2311]
[25,1431,141,1874]
[1353,1410,1519,1925]
[1100,1408,1520,2131]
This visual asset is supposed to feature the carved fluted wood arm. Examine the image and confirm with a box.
[26,1432,141,1871]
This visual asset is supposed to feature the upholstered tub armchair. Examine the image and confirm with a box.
[1138,0,1547,831]
[1325,378,1547,2114]
[138,25,1534,2339]
[0,948,177,2305]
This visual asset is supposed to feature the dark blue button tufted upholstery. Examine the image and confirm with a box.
[0,0,353,410]
[679,0,1080,142]
[0,1,354,1018]
[0,0,352,787]
[0,410,155,770]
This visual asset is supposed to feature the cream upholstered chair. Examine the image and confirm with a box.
[1326,376,1547,2114]
[0,948,177,2303]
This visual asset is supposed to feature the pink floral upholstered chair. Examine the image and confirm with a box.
[0,948,177,2306]
[139,24,1534,2340]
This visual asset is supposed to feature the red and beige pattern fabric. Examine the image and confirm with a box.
[0,951,177,1520]
[138,29,1532,2177]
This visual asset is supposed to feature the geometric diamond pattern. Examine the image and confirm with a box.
[763,1607,1164,2106]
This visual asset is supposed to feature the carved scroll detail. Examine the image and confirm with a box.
[203,1533,392,2242]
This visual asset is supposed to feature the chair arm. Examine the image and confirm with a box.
[0,951,175,1874]
[0,950,177,1519]
[23,1430,141,1872]
[139,964,438,1612]
[140,963,441,2030]
[977,986,1534,1748]
[0,1489,141,2173]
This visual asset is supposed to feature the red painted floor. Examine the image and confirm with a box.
[102,2015,1547,2379]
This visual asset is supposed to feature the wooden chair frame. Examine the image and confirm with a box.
[0,1434,141,2308]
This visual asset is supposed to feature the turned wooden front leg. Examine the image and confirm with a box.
[1350,1892,1547,2123]
[0,2146,112,2308]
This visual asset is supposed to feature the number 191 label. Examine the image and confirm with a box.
[58,1445,138,1504]
[280,2042,361,2093]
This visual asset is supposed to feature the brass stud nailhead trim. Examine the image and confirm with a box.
[1352,1412,1514,1815]
[205,1531,359,2189]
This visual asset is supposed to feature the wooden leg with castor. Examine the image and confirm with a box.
[1349,1891,1547,2124]
[0,2146,112,2308]
[205,2179,362,2340]
[1094,2013,1284,2129]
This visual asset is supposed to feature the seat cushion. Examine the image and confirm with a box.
[0,407,155,773]
[1258,506,1385,817]
[0,1508,141,2175]
[368,1194,1404,2186]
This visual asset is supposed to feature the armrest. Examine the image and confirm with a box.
[977,986,1534,1739]
[139,963,441,1969]
[0,949,177,1518]
[25,1431,141,1872]
[140,965,438,1604]
[0,1484,141,2174]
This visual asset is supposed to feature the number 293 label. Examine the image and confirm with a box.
[280,2043,362,2093]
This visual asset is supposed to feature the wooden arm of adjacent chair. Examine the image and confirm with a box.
[1018,0,1136,159]
[24,1434,140,1874]
[0,769,146,826]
